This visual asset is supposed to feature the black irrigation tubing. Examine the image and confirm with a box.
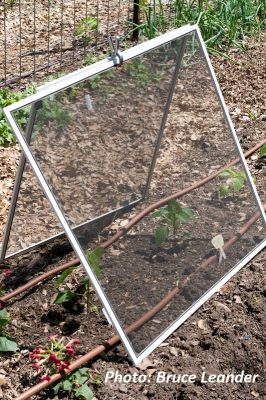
[1,137,265,305]
[14,202,266,400]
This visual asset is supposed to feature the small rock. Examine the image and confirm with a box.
[234,295,242,304]
[214,301,231,314]
[251,390,260,397]
[198,319,209,332]
[119,384,128,394]
[190,339,200,346]
[169,347,178,357]
[120,219,129,227]
[137,358,154,371]
[0,375,8,386]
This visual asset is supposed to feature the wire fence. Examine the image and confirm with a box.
[0,0,138,88]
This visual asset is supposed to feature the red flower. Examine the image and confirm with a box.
[66,338,80,346]
[4,269,12,276]
[0,300,6,310]
[58,360,70,372]
[40,375,51,382]
[65,345,75,357]
[30,347,45,360]
[33,363,41,371]
[48,352,61,365]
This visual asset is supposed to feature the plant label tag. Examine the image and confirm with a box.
[211,234,226,264]
[102,308,113,326]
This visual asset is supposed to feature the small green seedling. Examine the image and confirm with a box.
[259,144,266,158]
[152,199,193,245]
[218,167,247,197]
[54,247,104,312]
[0,309,18,352]
[75,16,98,44]
[53,368,94,400]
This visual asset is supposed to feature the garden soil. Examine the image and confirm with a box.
[0,34,265,400]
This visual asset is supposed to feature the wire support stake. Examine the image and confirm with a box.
[108,36,123,66]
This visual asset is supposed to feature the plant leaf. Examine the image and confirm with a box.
[154,225,168,245]
[54,290,76,304]
[259,144,266,158]
[0,336,18,352]
[0,309,10,330]
[151,209,164,218]
[219,184,229,196]
[167,199,182,214]
[62,379,73,391]
[178,208,193,222]
[87,247,104,279]
[56,267,77,288]
[231,177,244,192]
[218,169,233,177]
[74,384,94,400]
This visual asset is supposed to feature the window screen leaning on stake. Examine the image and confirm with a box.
[2,24,266,364]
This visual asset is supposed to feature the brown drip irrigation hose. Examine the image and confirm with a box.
[1,137,266,304]
[14,203,266,400]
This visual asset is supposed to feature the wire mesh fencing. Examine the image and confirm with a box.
[0,0,135,87]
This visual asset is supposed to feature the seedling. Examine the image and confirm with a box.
[0,85,35,146]
[0,308,18,352]
[75,16,98,44]
[54,247,104,312]
[123,58,162,87]
[218,167,247,197]
[35,98,71,132]
[53,367,94,400]
[152,199,193,245]
[259,144,266,158]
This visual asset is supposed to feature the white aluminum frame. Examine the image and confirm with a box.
[2,24,266,364]
[1,25,193,262]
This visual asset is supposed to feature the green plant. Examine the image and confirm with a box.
[123,58,162,87]
[7,0,17,8]
[218,167,247,197]
[0,308,18,352]
[259,144,266,158]
[35,98,72,132]
[152,199,193,245]
[128,0,266,52]
[0,86,35,146]
[75,16,98,44]
[54,247,104,312]
[30,335,80,381]
[248,111,257,121]
[53,368,94,400]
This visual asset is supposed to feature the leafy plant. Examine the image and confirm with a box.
[0,85,35,146]
[53,367,94,400]
[75,16,98,44]
[259,144,266,158]
[123,58,162,87]
[0,308,18,352]
[218,167,247,197]
[128,0,266,53]
[35,98,72,132]
[54,247,104,312]
[152,200,193,245]
[30,335,80,381]
[127,0,166,40]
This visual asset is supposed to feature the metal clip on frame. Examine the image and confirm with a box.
[108,36,123,66]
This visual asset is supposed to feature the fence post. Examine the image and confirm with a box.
[132,0,140,40]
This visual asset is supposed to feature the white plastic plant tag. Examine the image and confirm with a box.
[211,234,226,264]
